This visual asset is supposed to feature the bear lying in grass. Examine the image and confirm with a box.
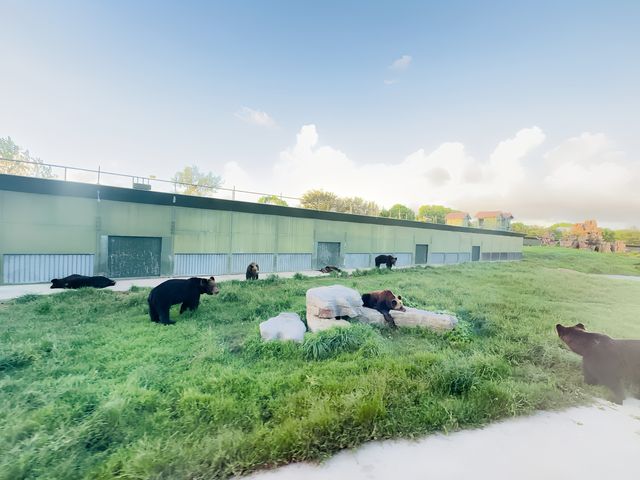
[148,277,219,325]
[50,274,116,289]
[362,290,405,328]
[556,323,640,404]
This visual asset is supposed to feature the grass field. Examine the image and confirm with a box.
[1,247,639,479]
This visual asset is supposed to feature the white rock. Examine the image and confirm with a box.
[356,307,457,331]
[259,312,307,343]
[306,285,364,319]
[305,314,352,333]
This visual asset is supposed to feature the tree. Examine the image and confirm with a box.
[511,222,549,237]
[602,228,616,243]
[380,204,415,220]
[0,136,54,178]
[615,228,640,245]
[416,204,455,223]
[300,190,381,215]
[172,165,222,196]
[258,194,288,206]
[300,189,340,211]
[337,196,380,216]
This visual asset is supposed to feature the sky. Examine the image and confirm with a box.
[1,0,639,228]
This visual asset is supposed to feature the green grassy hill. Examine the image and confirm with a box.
[1,247,639,479]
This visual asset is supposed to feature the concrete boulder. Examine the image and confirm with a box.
[306,285,364,332]
[356,307,458,331]
[259,312,307,343]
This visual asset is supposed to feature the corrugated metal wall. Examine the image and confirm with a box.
[231,253,276,274]
[276,254,312,272]
[173,254,228,276]
[3,254,94,284]
[392,253,413,267]
[444,253,458,264]
[344,253,371,269]
[430,253,446,264]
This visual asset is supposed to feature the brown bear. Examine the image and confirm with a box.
[375,254,397,269]
[319,265,342,274]
[361,290,406,328]
[556,323,640,404]
[148,277,219,325]
[246,262,259,280]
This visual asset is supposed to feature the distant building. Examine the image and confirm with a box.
[475,211,514,231]
[445,212,471,227]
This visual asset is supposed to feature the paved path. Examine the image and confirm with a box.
[242,399,640,480]
[601,274,640,282]
[0,270,328,302]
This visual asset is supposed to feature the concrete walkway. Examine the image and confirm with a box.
[0,270,329,302]
[242,399,640,480]
[601,274,640,282]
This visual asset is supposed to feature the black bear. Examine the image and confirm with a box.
[556,323,640,404]
[50,274,116,289]
[375,254,397,269]
[148,276,219,325]
[319,265,342,273]
[246,262,259,280]
[361,290,406,328]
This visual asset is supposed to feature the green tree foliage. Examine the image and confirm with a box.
[172,165,222,196]
[300,190,380,215]
[602,228,616,242]
[0,137,54,178]
[614,229,640,245]
[511,222,549,237]
[337,196,380,216]
[257,195,288,206]
[416,204,455,223]
[300,189,339,211]
[380,204,415,220]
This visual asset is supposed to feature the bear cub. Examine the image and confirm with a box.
[375,255,397,269]
[556,323,640,404]
[362,290,406,328]
[148,276,219,325]
[246,262,259,280]
[50,274,116,289]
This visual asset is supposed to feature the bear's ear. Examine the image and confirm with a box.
[256,264,259,270]
[397,295,402,300]
[575,323,586,330]
[209,276,215,281]
[555,324,564,334]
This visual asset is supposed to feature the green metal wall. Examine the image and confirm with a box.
[0,183,523,284]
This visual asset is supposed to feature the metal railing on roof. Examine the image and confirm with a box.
[0,157,300,204]
[0,156,514,230]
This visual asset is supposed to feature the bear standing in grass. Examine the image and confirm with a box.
[148,277,219,325]
[375,254,397,269]
[556,323,640,404]
[246,262,259,280]
[362,290,406,328]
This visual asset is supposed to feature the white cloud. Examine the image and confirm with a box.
[384,79,399,85]
[234,106,276,128]
[389,54,412,70]
[226,125,640,227]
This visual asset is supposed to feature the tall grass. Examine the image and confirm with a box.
[0,247,639,479]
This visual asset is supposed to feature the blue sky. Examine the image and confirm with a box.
[1,1,639,226]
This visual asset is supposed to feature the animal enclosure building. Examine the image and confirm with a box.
[0,174,524,285]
